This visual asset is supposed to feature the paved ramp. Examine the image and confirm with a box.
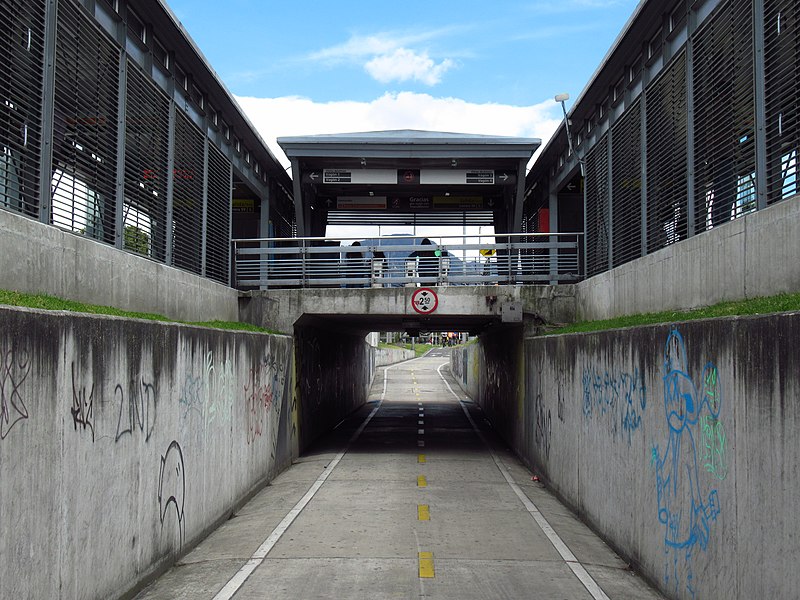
[134,355,663,599]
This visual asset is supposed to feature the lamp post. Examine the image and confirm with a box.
[555,93,584,177]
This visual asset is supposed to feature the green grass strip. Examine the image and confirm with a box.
[547,291,800,335]
[0,290,277,334]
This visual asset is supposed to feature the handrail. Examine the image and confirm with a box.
[232,232,584,289]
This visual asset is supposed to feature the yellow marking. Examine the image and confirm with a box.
[418,552,435,578]
[417,475,427,487]
[418,504,430,521]
[418,454,426,463]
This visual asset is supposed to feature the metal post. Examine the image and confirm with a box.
[165,102,176,265]
[259,178,272,290]
[291,158,304,235]
[753,0,768,211]
[227,160,233,286]
[548,187,558,284]
[685,8,697,237]
[38,0,58,224]
[113,53,128,249]
[607,126,614,268]
[640,75,650,257]
[200,139,209,276]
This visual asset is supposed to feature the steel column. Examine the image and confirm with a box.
[38,0,59,224]
[165,101,176,265]
[200,139,209,276]
[113,52,128,249]
[753,0,768,211]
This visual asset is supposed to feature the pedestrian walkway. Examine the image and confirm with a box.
[134,356,664,599]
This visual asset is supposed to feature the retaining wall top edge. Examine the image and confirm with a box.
[528,309,800,340]
[0,304,291,338]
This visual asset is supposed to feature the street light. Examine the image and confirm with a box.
[555,93,585,177]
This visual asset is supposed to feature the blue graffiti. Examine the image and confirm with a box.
[653,329,723,598]
[582,366,646,444]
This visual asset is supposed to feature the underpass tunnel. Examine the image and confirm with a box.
[292,311,527,454]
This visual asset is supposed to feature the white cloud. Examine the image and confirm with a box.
[235,91,562,172]
[308,31,461,86]
[364,49,454,85]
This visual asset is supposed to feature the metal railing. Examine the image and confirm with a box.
[233,233,583,289]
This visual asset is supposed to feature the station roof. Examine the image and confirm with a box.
[279,130,540,162]
[278,130,540,234]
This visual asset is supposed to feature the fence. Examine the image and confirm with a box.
[233,233,583,289]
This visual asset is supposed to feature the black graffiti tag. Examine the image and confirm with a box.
[0,347,31,440]
[70,363,95,441]
[115,378,157,442]
[158,440,186,548]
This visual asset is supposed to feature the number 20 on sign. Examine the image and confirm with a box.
[411,288,439,314]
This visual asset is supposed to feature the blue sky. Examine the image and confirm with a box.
[170,0,638,106]
[164,0,639,171]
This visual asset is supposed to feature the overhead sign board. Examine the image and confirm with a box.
[336,196,387,209]
[328,195,497,212]
[310,168,514,185]
[421,170,496,185]
[321,169,398,185]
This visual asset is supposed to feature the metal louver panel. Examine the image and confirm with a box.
[611,98,642,267]
[584,134,609,277]
[693,0,756,233]
[764,0,800,204]
[172,110,204,275]
[206,143,232,284]
[645,49,688,253]
[272,189,294,239]
[51,0,119,244]
[123,61,169,261]
[0,0,45,217]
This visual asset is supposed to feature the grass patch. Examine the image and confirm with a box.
[393,342,435,357]
[547,291,800,335]
[0,289,277,333]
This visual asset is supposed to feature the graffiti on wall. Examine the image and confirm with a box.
[1,346,31,440]
[532,355,552,458]
[652,329,726,598]
[115,378,158,442]
[582,364,647,444]
[70,362,95,441]
[158,440,186,549]
[244,350,286,445]
[178,351,234,428]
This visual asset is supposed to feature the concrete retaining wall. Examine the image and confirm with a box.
[577,196,800,320]
[452,314,800,599]
[0,209,238,322]
[0,307,294,600]
[375,347,416,366]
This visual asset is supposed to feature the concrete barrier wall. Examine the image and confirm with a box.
[577,196,800,321]
[374,347,416,366]
[0,209,238,322]
[0,307,295,600]
[452,314,800,600]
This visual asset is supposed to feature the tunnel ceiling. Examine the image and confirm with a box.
[295,312,511,336]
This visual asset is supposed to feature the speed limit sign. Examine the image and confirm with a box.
[411,288,439,314]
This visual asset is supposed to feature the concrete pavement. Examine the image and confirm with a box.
[133,354,664,600]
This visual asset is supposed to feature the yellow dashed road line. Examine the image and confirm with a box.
[418,504,430,521]
[418,552,435,578]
